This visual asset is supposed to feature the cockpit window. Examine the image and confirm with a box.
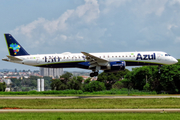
[165,54,171,56]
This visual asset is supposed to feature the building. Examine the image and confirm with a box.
[2,78,12,85]
[40,68,63,78]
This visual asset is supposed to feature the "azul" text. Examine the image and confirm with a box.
[136,53,156,60]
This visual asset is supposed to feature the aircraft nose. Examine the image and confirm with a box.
[173,58,178,64]
[175,59,178,64]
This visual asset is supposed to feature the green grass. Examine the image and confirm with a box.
[0,112,180,120]
[0,98,180,109]
[0,89,157,95]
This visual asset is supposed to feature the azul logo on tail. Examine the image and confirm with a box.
[136,53,156,60]
[9,43,21,55]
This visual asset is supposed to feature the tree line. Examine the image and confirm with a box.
[10,76,52,91]
[3,59,180,94]
[51,72,106,92]
[51,59,180,94]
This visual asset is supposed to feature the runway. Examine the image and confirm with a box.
[0,96,180,99]
[0,109,180,113]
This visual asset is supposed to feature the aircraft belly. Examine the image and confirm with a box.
[126,61,162,66]
[36,62,89,69]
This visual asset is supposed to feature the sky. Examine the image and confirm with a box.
[0,0,180,71]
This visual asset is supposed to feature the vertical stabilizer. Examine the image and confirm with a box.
[4,34,29,56]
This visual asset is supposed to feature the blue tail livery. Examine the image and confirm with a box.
[4,34,29,56]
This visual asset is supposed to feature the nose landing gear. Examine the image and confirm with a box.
[158,65,163,73]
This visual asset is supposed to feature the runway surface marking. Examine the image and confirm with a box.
[0,109,180,112]
[0,96,180,99]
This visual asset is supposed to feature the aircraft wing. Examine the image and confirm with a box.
[81,52,108,68]
[6,55,23,61]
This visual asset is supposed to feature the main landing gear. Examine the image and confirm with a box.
[90,71,99,77]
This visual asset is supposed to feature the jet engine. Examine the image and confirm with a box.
[104,61,126,73]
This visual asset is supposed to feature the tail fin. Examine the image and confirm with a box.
[4,34,29,56]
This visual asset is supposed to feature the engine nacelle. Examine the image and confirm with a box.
[104,61,126,73]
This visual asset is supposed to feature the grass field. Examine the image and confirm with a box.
[0,89,157,95]
[0,98,180,109]
[1,112,180,120]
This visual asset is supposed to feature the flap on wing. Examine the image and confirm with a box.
[81,52,108,62]
[81,52,108,67]
[6,55,23,61]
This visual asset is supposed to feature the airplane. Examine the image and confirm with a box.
[2,34,178,77]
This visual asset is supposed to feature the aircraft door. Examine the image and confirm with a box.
[157,53,162,61]
[36,59,40,64]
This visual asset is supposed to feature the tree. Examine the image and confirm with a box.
[121,59,180,93]
[84,78,91,84]
[67,76,83,90]
[10,78,21,87]
[112,81,124,89]
[97,69,130,90]
[158,64,180,93]
[60,72,73,82]
[50,79,67,90]
[83,81,106,92]
[0,82,6,91]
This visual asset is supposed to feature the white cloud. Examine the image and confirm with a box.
[43,10,74,34]
[101,0,128,14]
[76,0,100,23]
[8,0,180,53]
[11,0,100,43]
[169,0,180,5]
[60,35,68,40]
[76,33,84,40]
[132,0,168,17]
[156,6,165,16]
[167,24,178,30]
[102,0,168,17]
[12,18,46,38]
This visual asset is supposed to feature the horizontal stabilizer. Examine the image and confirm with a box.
[2,58,9,61]
[6,55,23,61]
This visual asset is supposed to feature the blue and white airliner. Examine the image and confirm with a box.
[2,34,178,77]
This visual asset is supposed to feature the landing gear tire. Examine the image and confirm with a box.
[94,72,98,76]
[90,73,95,77]
[90,72,99,77]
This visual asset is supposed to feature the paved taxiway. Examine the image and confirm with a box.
[0,96,180,99]
[0,109,180,113]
